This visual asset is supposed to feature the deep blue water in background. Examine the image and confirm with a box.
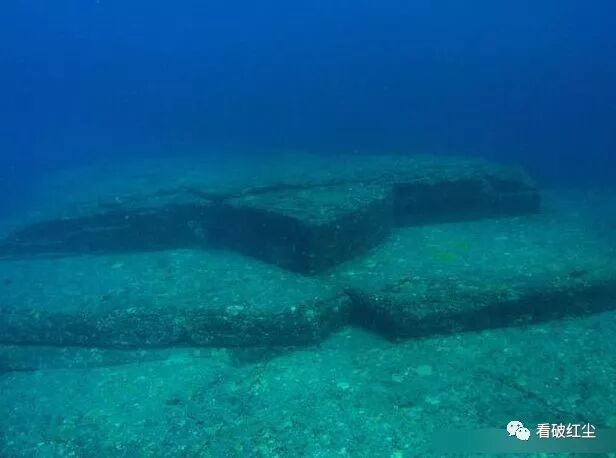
[0,0,615,215]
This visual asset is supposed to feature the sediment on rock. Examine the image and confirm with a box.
[0,249,350,348]
[0,155,539,273]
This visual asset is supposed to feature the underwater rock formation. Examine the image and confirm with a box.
[334,212,616,338]
[0,249,349,347]
[0,155,539,274]
[1,190,615,348]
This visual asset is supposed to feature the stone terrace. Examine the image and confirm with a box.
[0,154,539,274]
[0,155,615,348]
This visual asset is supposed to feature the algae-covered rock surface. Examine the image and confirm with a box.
[0,153,614,456]
[215,184,394,274]
[1,191,615,348]
[0,249,348,347]
[0,154,539,273]
[329,192,616,337]
[1,313,615,456]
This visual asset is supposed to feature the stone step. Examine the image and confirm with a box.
[0,249,349,348]
[328,203,616,337]
[1,194,614,348]
[0,155,539,273]
[210,184,394,274]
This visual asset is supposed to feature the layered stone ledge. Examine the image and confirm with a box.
[209,184,394,274]
[329,211,616,338]
[1,198,615,348]
[0,250,350,348]
[0,155,540,273]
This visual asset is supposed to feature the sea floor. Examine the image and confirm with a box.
[0,161,615,456]
[1,313,616,457]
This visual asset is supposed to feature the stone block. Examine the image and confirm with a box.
[0,249,349,347]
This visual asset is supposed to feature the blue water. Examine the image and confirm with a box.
[2,3,616,455]
[1,0,615,189]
